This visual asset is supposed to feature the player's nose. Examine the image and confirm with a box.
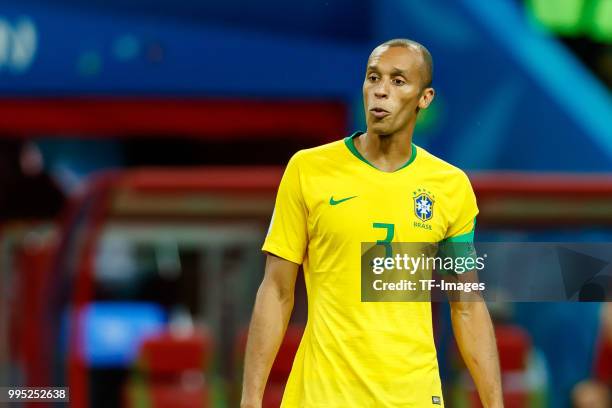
[373,79,390,99]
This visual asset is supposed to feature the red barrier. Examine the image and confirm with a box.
[0,99,347,141]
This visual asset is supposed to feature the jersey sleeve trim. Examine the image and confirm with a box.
[262,241,304,265]
[443,217,476,243]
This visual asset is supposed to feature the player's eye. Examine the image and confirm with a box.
[392,78,406,86]
[367,74,379,82]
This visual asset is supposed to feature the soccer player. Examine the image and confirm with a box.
[241,39,503,407]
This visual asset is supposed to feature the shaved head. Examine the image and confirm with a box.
[362,38,436,135]
[369,38,433,89]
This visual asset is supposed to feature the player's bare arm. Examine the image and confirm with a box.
[241,254,299,408]
[450,271,503,408]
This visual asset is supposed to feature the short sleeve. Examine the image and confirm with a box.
[262,153,308,264]
[444,171,479,242]
[438,172,479,274]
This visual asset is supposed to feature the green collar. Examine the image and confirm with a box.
[344,131,417,172]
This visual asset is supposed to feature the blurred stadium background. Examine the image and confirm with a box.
[0,0,611,407]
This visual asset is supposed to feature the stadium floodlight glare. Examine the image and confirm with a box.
[527,0,586,36]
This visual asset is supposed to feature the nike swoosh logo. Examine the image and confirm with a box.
[329,195,358,205]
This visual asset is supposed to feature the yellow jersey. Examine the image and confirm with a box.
[262,131,478,407]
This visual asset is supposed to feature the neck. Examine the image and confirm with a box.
[357,121,416,172]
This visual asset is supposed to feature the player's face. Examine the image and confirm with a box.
[363,46,433,135]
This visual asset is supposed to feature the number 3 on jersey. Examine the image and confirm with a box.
[373,222,395,258]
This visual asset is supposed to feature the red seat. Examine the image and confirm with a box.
[125,329,214,408]
[149,383,209,408]
[139,330,213,375]
[495,325,531,372]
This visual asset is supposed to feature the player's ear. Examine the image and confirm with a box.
[418,87,435,110]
